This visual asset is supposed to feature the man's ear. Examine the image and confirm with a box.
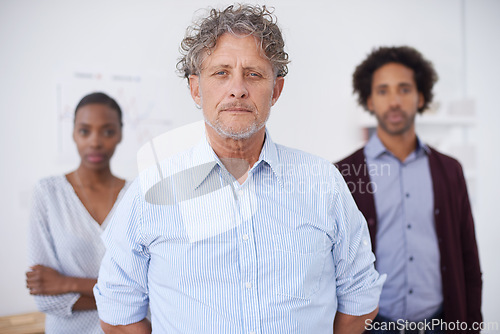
[418,92,425,109]
[271,76,285,106]
[367,95,374,112]
[189,75,201,106]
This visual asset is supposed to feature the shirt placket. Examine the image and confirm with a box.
[401,158,415,319]
[234,176,261,334]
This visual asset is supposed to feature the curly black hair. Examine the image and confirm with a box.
[353,46,438,113]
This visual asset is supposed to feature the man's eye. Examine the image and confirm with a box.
[78,129,89,135]
[249,72,261,77]
[215,71,227,75]
[377,90,386,95]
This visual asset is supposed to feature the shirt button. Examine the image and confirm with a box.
[409,289,413,294]
[409,256,414,262]
[245,282,252,289]
[242,234,249,241]
[406,193,410,198]
[407,224,412,229]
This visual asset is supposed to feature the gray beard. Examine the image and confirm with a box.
[204,115,268,140]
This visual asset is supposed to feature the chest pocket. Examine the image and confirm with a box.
[273,209,331,300]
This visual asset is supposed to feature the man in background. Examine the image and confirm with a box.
[336,46,482,333]
[94,4,384,333]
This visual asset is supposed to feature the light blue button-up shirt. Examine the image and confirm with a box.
[365,134,442,322]
[95,131,385,333]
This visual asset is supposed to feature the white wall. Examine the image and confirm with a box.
[466,0,500,329]
[1,0,498,327]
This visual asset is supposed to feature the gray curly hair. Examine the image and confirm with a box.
[177,4,290,80]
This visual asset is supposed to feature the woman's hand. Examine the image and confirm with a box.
[26,265,69,295]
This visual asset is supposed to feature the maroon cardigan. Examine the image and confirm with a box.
[336,147,482,332]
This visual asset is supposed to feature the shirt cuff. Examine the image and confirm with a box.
[94,284,149,326]
[337,273,386,316]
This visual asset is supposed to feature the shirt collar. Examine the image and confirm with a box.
[190,132,219,190]
[365,132,430,160]
[191,128,283,189]
[418,137,431,155]
[254,129,283,187]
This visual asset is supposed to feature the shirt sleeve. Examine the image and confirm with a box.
[94,179,150,326]
[27,180,80,317]
[330,168,386,316]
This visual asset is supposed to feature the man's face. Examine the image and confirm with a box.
[189,33,284,140]
[367,62,424,136]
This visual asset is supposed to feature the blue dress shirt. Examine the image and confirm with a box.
[94,131,385,333]
[365,134,442,322]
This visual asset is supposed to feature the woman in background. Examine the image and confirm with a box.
[26,92,128,333]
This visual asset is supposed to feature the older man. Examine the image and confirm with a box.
[94,5,384,333]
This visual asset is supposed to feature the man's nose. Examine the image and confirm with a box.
[229,74,248,98]
[389,92,402,107]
